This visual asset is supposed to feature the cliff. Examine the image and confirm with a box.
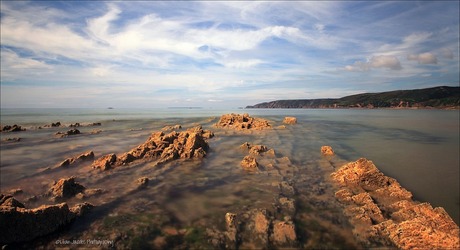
[246,86,460,109]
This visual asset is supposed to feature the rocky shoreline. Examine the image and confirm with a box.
[0,113,458,249]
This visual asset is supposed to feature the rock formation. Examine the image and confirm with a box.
[321,146,335,156]
[58,151,95,168]
[240,155,259,170]
[331,158,459,249]
[283,117,297,124]
[215,113,271,130]
[55,129,80,137]
[0,195,93,244]
[1,124,26,132]
[47,177,86,200]
[92,126,214,171]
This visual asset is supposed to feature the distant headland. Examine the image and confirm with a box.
[246,86,460,109]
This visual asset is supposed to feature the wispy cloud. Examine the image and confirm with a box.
[0,1,458,108]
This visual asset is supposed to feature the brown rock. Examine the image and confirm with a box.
[162,124,182,131]
[47,177,85,200]
[254,210,270,234]
[0,194,25,208]
[321,145,335,156]
[283,117,297,124]
[92,153,117,170]
[241,155,259,170]
[2,124,26,132]
[273,220,296,244]
[215,113,271,130]
[0,201,93,243]
[331,158,460,248]
[136,177,149,189]
[225,212,237,230]
[58,151,95,167]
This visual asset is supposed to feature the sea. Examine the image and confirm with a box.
[0,108,459,246]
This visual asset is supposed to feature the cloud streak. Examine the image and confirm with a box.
[0,1,458,108]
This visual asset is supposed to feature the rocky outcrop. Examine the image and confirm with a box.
[283,117,297,124]
[55,129,80,137]
[321,146,335,156]
[2,124,26,132]
[136,177,149,190]
[47,177,85,201]
[331,158,459,249]
[162,124,182,131]
[92,126,213,171]
[0,196,93,244]
[58,151,95,168]
[215,113,271,130]
[240,155,259,170]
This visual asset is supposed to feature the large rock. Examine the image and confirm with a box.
[331,158,459,248]
[47,177,85,200]
[92,126,213,170]
[0,198,93,243]
[58,151,95,168]
[2,124,26,132]
[282,117,297,124]
[215,113,271,130]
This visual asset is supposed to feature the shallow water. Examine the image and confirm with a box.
[0,108,458,247]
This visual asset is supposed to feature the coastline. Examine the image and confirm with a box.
[1,112,458,248]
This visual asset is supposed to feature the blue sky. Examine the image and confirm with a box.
[1,1,459,108]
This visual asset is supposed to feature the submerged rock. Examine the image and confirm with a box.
[215,113,271,130]
[283,117,297,124]
[321,146,335,156]
[331,158,460,249]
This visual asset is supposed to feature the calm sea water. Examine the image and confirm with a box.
[1,108,459,229]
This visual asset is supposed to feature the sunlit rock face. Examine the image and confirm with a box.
[215,113,271,130]
[331,158,460,249]
[92,125,214,171]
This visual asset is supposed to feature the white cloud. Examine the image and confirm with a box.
[407,52,437,64]
[345,55,402,71]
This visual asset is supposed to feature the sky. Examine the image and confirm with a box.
[1,1,459,108]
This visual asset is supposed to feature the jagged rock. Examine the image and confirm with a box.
[241,155,259,170]
[225,212,237,230]
[47,177,85,200]
[321,145,335,156]
[254,210,270,235]
[215,113,271,130]
[272,220,296,244]
[283,117,297,124]
[0,194,25,208]
[239,142,269,155]
[331,158,460,248]
[55,129,81,137]
[93,126,213,171]
[136,177,149,189]
[2,124,25,132]
[69,123,81,127]
[58,151,95,167]
[92,153,117,170]
[0,200,93,243]
[162,124,182,131]
[278,197,296,211]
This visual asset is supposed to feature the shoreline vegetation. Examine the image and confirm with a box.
[1,113,459,249]
[246,86,460,109]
